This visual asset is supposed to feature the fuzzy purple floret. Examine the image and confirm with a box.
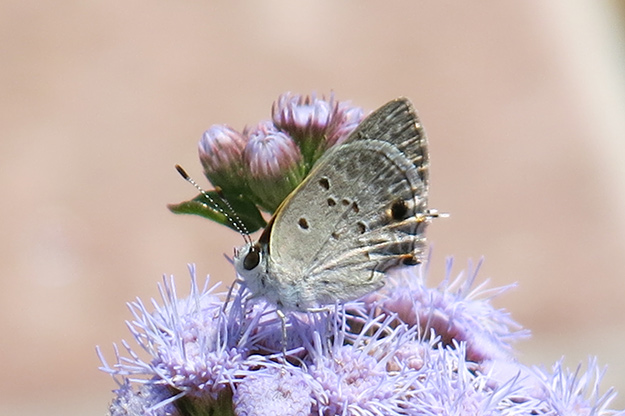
[99,260,624,416]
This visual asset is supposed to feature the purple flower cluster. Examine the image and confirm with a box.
[198,92,364,214]
[98,261,624,416]
[111,93,623,414]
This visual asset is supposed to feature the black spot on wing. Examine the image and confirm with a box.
[319,177,330,190]
[298,217,310,230]
[357,221,366,234]
[390,199,409,221]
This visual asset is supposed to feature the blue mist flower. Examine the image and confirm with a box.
[404,342,531,416]
[362,258,530,363]
[303,314,423,416]
[527,358,624,415]
[98,265,265,413]
[100,261,624,416]
[108,381,180,416]
[232,364,314,416]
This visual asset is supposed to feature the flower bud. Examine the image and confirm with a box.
[198,125,248,193]
[243,121,304,212]
[272,92,364,170]
[272,92,333,137]
[325,102,364,147]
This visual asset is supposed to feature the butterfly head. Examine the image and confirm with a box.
[233,242,269,296]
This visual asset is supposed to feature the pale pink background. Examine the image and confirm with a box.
[2,1,625,414]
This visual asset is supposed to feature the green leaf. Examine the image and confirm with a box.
[168,191,267,233]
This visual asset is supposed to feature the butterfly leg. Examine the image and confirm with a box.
[221,277,244,315]
[276,309,288,361]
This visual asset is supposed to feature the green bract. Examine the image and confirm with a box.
[168,190,266,233]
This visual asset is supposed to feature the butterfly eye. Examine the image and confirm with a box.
[243,245,261,270]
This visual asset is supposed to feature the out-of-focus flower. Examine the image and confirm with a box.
[99,260,625,416]
[528,358,623,415]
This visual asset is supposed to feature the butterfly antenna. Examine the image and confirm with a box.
[214,185,252,242]
[425,209,450,219]
[174,165,252,244]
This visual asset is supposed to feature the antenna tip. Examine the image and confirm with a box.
[175,164,190,180]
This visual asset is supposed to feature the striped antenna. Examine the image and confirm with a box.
[174,165,251,244]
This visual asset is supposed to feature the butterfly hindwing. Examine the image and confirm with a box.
[266,98,429,307]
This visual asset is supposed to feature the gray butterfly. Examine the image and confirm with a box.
[234,97,436,311]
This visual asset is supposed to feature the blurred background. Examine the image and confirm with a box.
[2,1,625,414]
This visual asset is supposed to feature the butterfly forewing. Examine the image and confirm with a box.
[346,97,429,186]
[266,98,430,307]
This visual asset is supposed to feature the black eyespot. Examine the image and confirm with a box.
[327,198,337,207]
[243,245,261,270]
[341,198,350,206]
[298,218,309,230]
[390,199,409,221]
[319,177,330,190]
[352,201,360,213]
[402,255,420,266]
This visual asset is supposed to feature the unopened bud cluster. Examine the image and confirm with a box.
[198,92,364,213]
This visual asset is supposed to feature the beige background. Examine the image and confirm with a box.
[2,1,625,414]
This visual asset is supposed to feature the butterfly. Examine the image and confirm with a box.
[233,97,438,311]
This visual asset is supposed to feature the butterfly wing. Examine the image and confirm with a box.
[267,97,430,308]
